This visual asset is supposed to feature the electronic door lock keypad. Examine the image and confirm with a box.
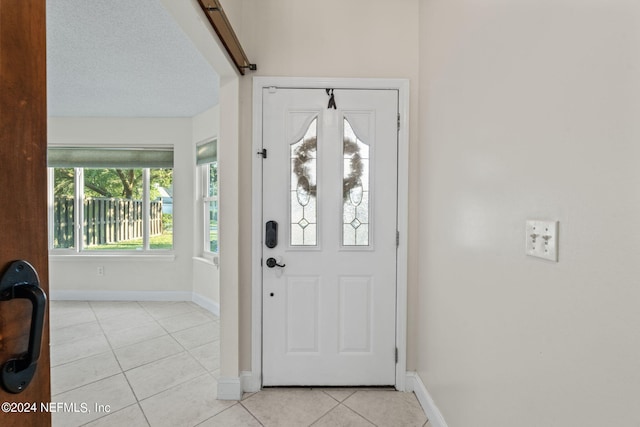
[265,220,278,248]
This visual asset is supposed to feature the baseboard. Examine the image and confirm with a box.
[192,293,220,316]
[50,290,192,302]
[405,372,448,427]
[217,377,242,400]
[240,371,260,393]
[50,290,220,317]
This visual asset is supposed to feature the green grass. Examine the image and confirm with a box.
[209,223,218,252]
[85,232,173,250]
[85,227,217,251]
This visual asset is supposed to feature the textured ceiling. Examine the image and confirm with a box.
[47,0,219,117]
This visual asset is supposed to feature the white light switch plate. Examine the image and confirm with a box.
[526,220,558,262]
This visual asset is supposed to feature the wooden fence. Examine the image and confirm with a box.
[53,197,163,247]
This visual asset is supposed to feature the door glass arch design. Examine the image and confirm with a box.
[343,118,370,246]
[290,117,318,246]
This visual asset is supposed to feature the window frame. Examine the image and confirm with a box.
[201,161,219,258]
[48,166,174,255]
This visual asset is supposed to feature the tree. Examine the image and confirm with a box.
[54,168,173,200]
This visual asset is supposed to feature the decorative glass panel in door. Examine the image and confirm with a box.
[290,118,318,246]
[343,118,370,246]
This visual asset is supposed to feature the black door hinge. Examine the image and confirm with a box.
[257,148,267,159]
[395,347,399,363]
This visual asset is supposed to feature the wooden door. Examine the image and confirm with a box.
[262,88,399,386]
[0,1,51,426]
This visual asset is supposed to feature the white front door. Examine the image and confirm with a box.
[261,87,398,386]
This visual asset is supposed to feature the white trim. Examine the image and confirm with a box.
[240,371,260,393]
[405,372,449,427]
[191,292,220,316]
[251,77,410,390]
[251,78,265,391]
[50,290,192,301]
[395,79,410,391]
[142,168,150,250]
[217,377,242,401]
[192,256,217,267]
[77,168,85,251]
[49,254,176,262]
[47,168,55,250]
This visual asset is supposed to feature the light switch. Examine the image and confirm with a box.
[526,220,558,262]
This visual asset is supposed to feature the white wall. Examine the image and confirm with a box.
[163,0,242,389]
[48,114,220,307]
[230,1,640,424]
[227,0,421,371]
[418,0,640,425]
[48,117,193,296]
[192,106,221,310]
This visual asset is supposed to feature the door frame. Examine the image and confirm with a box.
[251,77,410,390]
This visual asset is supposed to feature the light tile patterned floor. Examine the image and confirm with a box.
[50,301,429,426]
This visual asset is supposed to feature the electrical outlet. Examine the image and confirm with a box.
[526,220,558,262]
[97,266,104,276]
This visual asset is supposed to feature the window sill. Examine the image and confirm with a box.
[49,252,175,262]
[193,254,219,267]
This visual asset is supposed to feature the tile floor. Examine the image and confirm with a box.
[50,300,429,426]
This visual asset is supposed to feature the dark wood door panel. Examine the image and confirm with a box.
[0,1,51,425]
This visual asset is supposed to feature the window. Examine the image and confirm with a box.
[52,167,76,249]
[48,147,174,252]
[290,118,318,246]
[343,118,370,246]
[203,163,218,253]
[197,140,218,254]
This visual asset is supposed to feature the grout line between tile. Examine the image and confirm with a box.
[50,302,222,427]
[340,392,381,427]
[118,346,188,374]
[75,402,146,427]
[88,303,146,406]
[193,402,261,427]
[184,339,221,371]
[50,347,112,370]
[154,311,218,334]
[135,370,215,405]
[105,326,170,349]
[238,400,267,427]
[307,400,345,427]
[137,401,152,427]
[320,388,357,403]
[51,371,123,399]
[137,300,201,322]
[50,317,99,333]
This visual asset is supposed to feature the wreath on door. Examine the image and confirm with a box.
[292,136,363,202]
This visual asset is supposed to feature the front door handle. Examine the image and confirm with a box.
[0,260,46,394]
[265,257,286,268]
